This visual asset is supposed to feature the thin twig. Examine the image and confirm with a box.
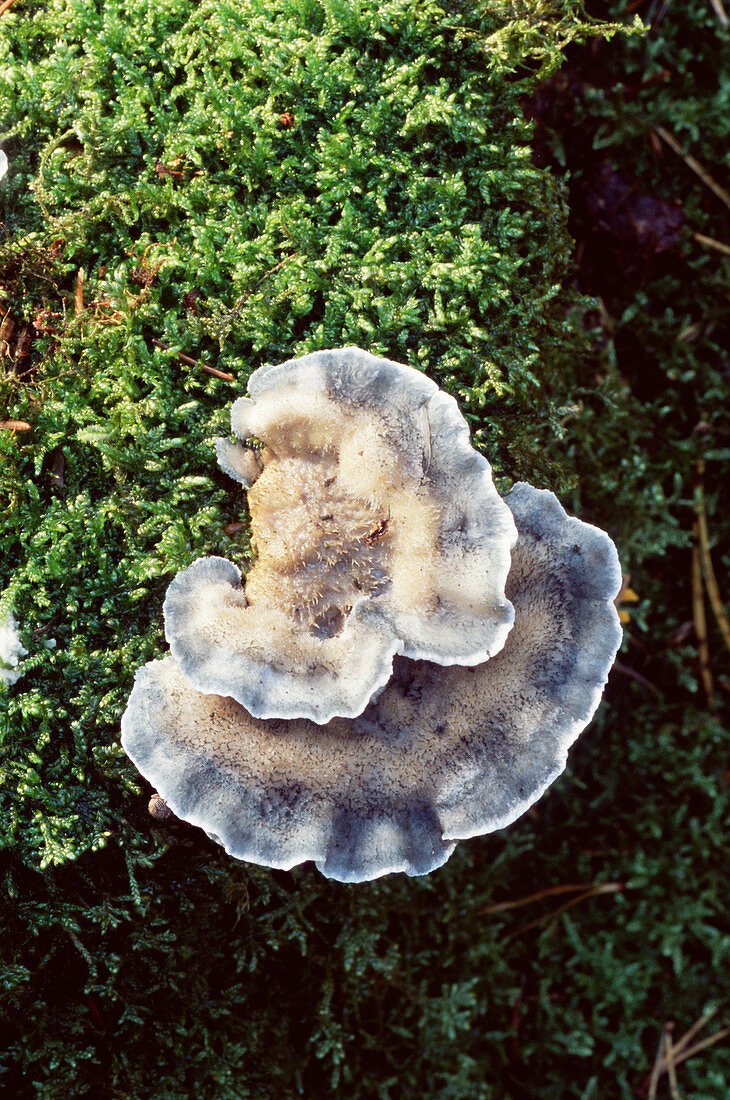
[152,338,235,382]
[672,1006,722,1057]
[478,881,622,916]
[654,125,730,213]
[664,1025,682,1100]
[614,661,662,697]
[709,0,729,28]
[673,1026,730,1065]
[693,232,730,257]
[254,252,298,286]
[691,533,714,701]
[0,0,18,17]
[640,1008,727,1096]
[648,1026,666,1100]
[505,883,624,940]
[652,1026,730,1081]
[694,459,730,657]
[649,0,672,31]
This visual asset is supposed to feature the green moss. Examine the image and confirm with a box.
[1,1,727,1097]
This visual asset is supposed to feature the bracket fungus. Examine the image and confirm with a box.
[122,481,621,881]
[165,348,517,723]
[121,349,622,882]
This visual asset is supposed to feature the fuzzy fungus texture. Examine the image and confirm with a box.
[122,483,622,883]
[0,611,28,686]
[165,348,517,724]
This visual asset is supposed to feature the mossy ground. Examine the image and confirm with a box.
[0,1,728,1096]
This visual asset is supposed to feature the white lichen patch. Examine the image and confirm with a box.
[0,610,28,686]
[165,348,517,723]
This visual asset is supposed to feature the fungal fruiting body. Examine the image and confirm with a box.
[121,349,622,882]
[165,348,517,724]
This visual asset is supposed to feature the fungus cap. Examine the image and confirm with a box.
[122,484,622,882]
[164,348,517,724]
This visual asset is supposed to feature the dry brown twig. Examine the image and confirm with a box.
[691,533,714,702]
[641,1007,729,1097]
[647,1026,666,1100]
[672,1005,721,1058]
[479,881,622,915]
[692,232,730,258]
[480,883,624,941]
[672,1025,730,1066]
[694,459,730,657]
[0,0,18,18]
[664,1025,682,1100]
[614,660,661,697]
[152,338,235,382]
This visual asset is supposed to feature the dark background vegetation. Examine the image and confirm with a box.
[1,1,728,1096]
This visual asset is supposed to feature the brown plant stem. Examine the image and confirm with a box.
[694,459,730,657]
[505,883,624,941]
[693,231,730,257]
[691,534,714,701]
[654,125,730,212]
[478,880,623,916]
[152,338,235,382]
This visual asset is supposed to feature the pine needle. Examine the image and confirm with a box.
[709,0,729,28]
[693,231,730,257]
[647,1026,666,1100]
[654,125,730,212]
[694,459,730,657]
[691,534,714,701]
[478,881,622,915]
[664,1026,682,1100]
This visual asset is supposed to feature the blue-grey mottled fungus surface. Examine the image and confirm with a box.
[165,348,517,724]
[122,482,622,882]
